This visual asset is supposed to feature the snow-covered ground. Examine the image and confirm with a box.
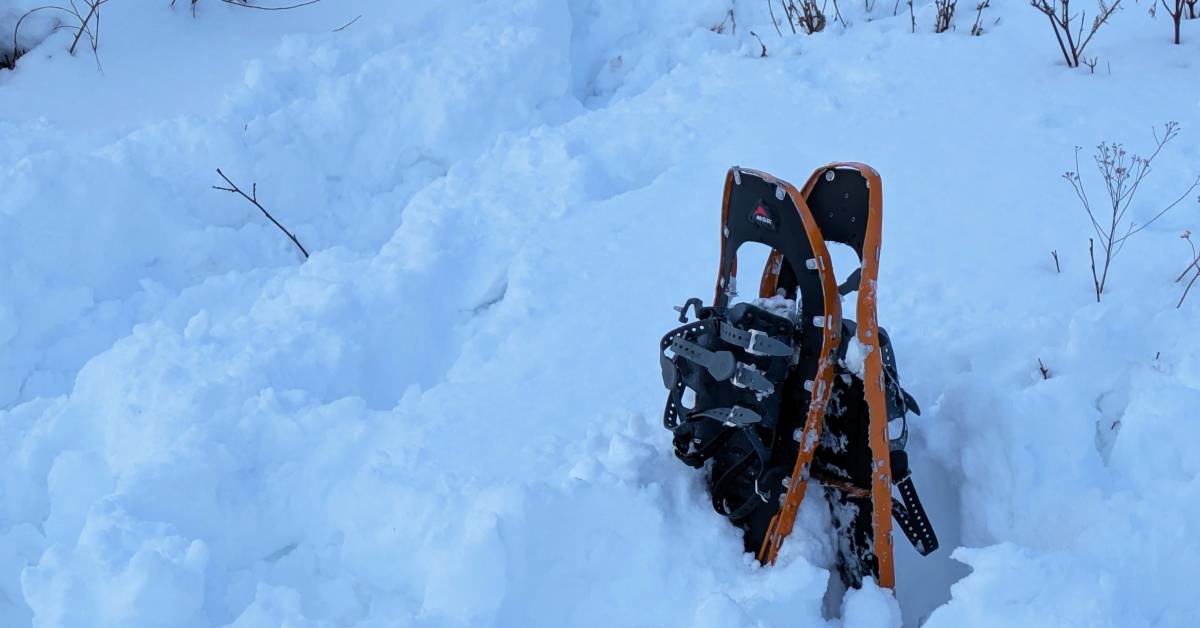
[2,1,1199,626]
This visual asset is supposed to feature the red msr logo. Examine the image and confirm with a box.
[750,204,776,230]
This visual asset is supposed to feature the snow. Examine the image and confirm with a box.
[2,1,1199,627]
[749,294,799,319]
[845,337,868,378]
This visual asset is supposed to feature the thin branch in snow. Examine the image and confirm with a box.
[218,0,322,10]
[333,14,361,32]
[213,169,310,260]
[1176,231,1200,308]
[971,0,991,35]
[750,30,768,56]
[767,0,785,36]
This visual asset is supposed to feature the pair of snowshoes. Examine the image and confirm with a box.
[658,164,937,589]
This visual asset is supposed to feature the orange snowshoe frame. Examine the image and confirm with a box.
[718,164,895,588]
[660,163,934,590]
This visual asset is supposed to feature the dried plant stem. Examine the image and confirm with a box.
[213,169,310,260]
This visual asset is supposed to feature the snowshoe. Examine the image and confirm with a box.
[659,165,937,590]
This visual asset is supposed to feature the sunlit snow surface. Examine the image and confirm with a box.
[2,1,1199,626]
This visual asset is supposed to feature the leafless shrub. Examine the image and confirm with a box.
[1063,122,1200,302]
[213,169,311,260]
[1038,358,1051,379]
[1051,249,1062,272]
[1176,231,1200,307]
[1029,0,1120,68]
[1186,0,1198,18]
[935,0,957,32]
[799,1,827,32]
[777,0,827,34]
[1161,0,1186,43]
[971,0,991,35]
[908,0,916,32]
[8,1,108,71]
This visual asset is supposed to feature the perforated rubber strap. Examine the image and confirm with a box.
[890,451,938,556]
[718,322,792,357]
[668,337,775,395]
[695,406,763,426]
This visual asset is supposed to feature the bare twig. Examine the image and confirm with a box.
[749,30,768,56]
[213,169,310,259]
[971,0,991,35]
[67,0,103,56]
[1179,269,1200,307]
[831,0,849,27]
[12,5,74,69]
[332,14,361,32]
[767,0,785,36]
[218,0,321,10]
[1088,237,1101,301]
[1052,249,1062,272]
[1176,231,1200,307]
[1038,358,1050,379]
[1175,231,1198,281]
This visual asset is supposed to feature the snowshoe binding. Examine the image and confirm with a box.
[659,165,937,590]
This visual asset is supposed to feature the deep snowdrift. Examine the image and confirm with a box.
[2,1,1199,627]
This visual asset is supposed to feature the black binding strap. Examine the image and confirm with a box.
[889,450,938,555]
[668,336,775,395]
[695,406,763,426]
[718,322,793,357]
